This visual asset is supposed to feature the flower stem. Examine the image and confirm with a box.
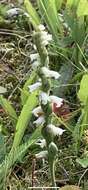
[50,160,57,190]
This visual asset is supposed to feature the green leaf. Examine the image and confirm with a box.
[55,0,63,10]
[12,90,38,148]
[38,0,63,40]
[0,125,42,188]
[21,71,37,105]
[66,0,79,8]
[52,63,73,97]
[0,132,6,164]
[24,0,40,29]
[76,157,88,168]
[0,86,7,94]
[0,96,17,126]
[78,74,88,104]
[77,0,88,17]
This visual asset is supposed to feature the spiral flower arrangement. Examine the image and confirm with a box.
[29,25,65,189]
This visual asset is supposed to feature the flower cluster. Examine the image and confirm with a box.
[29,23,65,145]
[28,24,65,187]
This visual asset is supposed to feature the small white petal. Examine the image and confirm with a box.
[32,60,40,69]
[35,151,48,159]
[42,67,60,79]
[23,12,30,17]
[30,53,39,62]
[32,106,43,117]
[7,8,20,17]
[41,31,52,45]
[39,92,50,105]
[36,139,46,148]
[33,116,45,125]
[47,124,65,136]
[50,95,63,107]
[33,45,37,50]
[28,82,42,92]
[38,24,45,31]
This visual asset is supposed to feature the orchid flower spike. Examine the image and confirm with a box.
[33,116,45,125]
[50,95,63,108]
[47,124,65,136]
[32,106,43,117]
[41,67,60,79]
[28,82,42,92]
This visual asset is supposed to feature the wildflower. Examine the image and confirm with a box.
[33,115,45,125]
[38,24,45,31]
[32,106,43,117]
[47,124,65,136]
[35,150,48,159]
[6,8,20,17]
[40,31,52,46]
[52,101,70,120]
[41,67,60,79]
[23,12,30,18]
[28,82,42,92]
[36,139,46,148]
[30,53,39,62]
[39,92,50,105]
[50,95,63,108]
[30,53,40,69]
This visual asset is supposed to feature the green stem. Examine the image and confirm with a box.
[50,160,57,190]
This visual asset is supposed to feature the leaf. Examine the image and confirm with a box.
[55,0,63,10]
[38,0,63,40]
[76,157,88,168]
[0,125,42,188]
[21,71,37,105]
[66,0,79,8]
[0,132,6,164]
[0,86,7,94]
[52,63,74,97]
[24,0,40,29]
[77,0,88,17]
[12,90,38,148]
[78,74,88,104]
[0,95,17,126]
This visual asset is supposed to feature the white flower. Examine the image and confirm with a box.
[36,139,46,148]
[47,124,65,136]
[50,95,63,107]
[35,151,48,159]
[28,82,42,92]
[41,67,60,79]
[30,53,40,69]
[33,116,45,125]
[7,8,20,17]
[38,24,45,31]
[32,60,40,69]
[32,106,43,117]
[39,92,50,105]
[41,31,52,46]
[23,12,30,18]
[30,53,39,62]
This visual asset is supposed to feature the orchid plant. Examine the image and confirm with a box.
[29,25,65,189]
